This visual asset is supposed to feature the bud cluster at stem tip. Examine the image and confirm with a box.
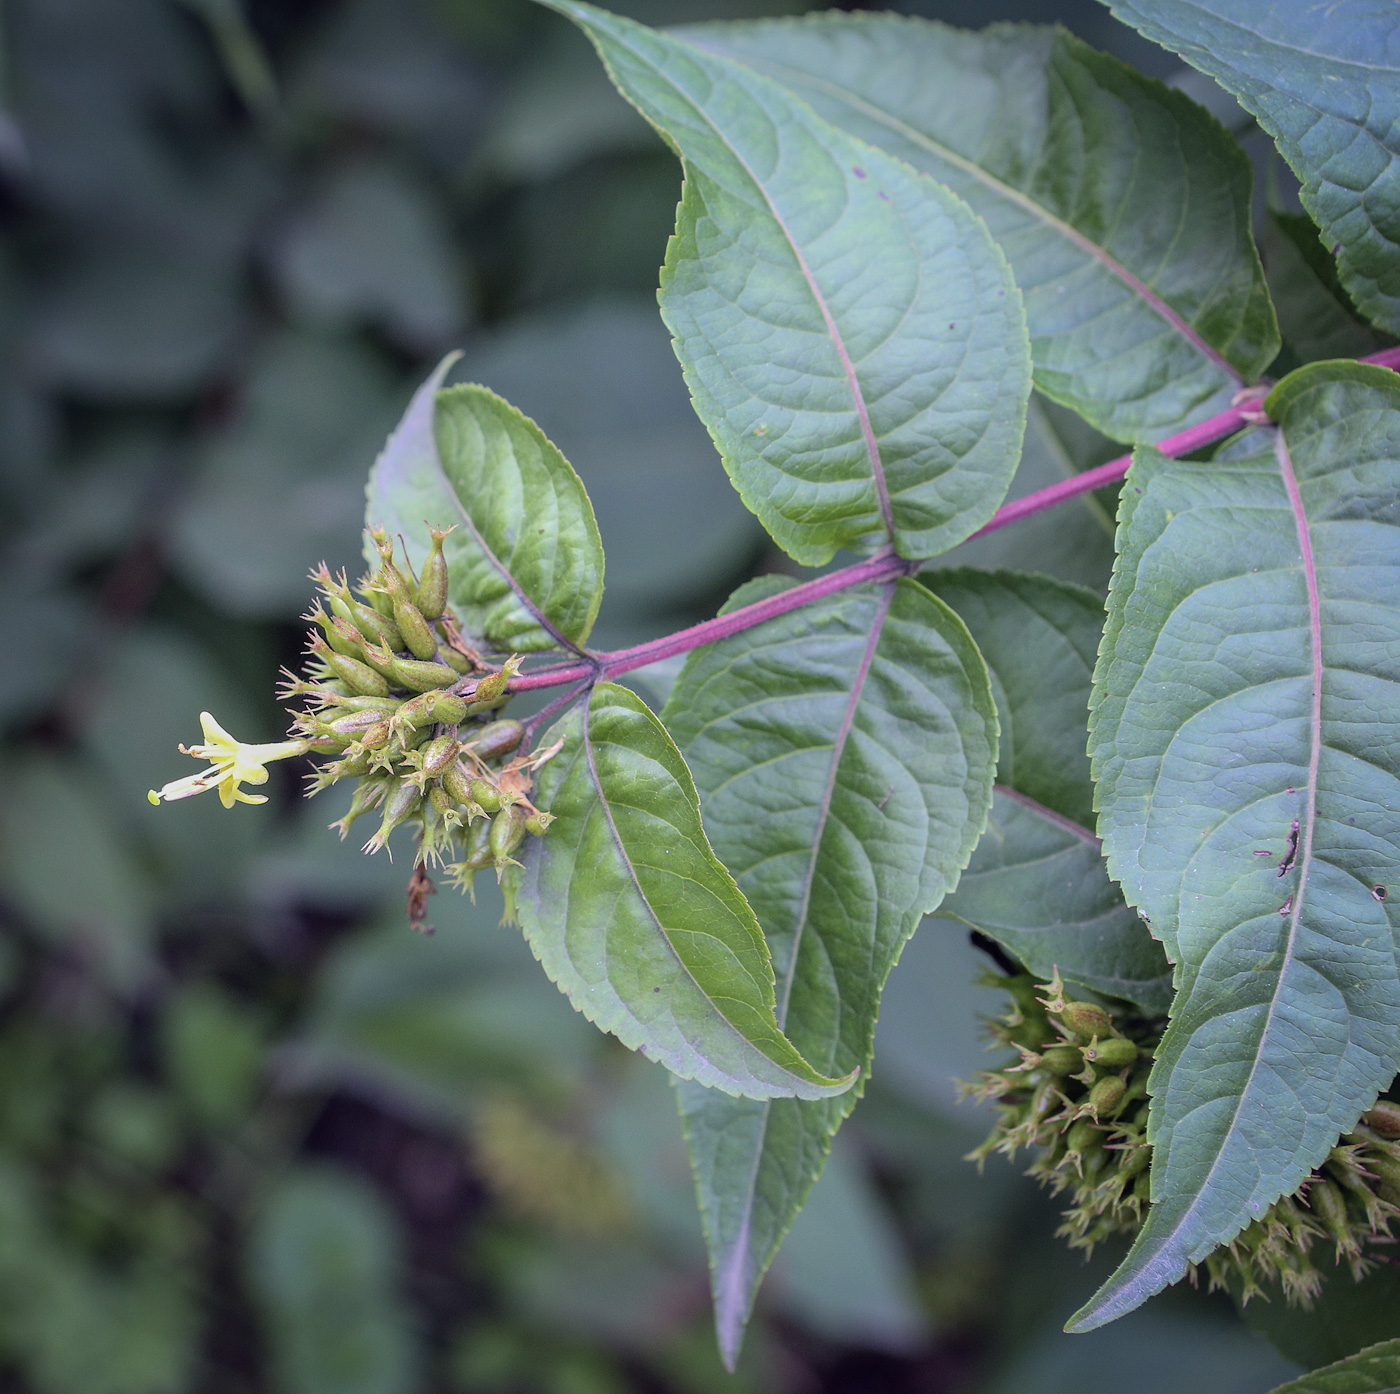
[151,525,563,931]
[961,965,1400,1306]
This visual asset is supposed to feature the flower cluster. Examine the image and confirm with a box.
[963,967,1400,1305]
[150,526,559,928]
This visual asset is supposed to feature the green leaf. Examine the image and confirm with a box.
[364,360,605,653]
[661,575,997,1366]
[924,570,1170,1011]
[1101,0,1400,336]
[1071,361,1400,1330]
[544,0,1031,565]
[682,14,1278,443]
[1268,1340,1400,1394]
[1264,211,1391,364]
[512,682,857,1103]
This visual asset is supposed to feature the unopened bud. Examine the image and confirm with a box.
[1308,1177,1353,1246]
[1058,1000,1113,1039]
[312,638,390,697]
[416,526,452,620]
[468,778,502,814]
[329,776,392,839]
[389,656,460,691]
[393,595,439,661]
[1364,1101,1400,1138]
[489,805,528,867]
[472,656,522,706]
[1041,1045,1082,1075]
[475,719,524,761]
[1065,1120,1100,1155]
[363,780,421,855]
[524,811,554,837]
[419,734,459,777]
[1088,1075,1126,1118]
[1369,1152,1400,1192]
[431,692,468,725]
[1082,1036,1138,1069]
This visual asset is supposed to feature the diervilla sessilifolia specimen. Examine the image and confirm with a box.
[151,0,1400,1372]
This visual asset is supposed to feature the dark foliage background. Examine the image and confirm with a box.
[0,1,1306,1390]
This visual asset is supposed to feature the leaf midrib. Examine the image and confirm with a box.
[435,406,584,655]
[694,41,1242,384]
[604,19,898,541]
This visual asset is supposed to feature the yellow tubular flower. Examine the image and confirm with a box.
[148,712,309,809]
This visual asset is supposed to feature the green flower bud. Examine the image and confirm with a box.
[1082,1037,1138,1069]
[416,526,451,621]
[468,779,502,814]
[524,811,554,837]
[312,693,401,714]
[490,805,528,867]
[472,656,522,706]
[462,816,492,865]
[311,638,390,697]
[1030,1079,1060,1121]
[1367,1151,1400,1192]
[1088,1075,1126,1119]
[430,692,468,725]
[474,719,525,761]
[1041,1045,1082,1075]
[357,720,392,751]
[329,775,392,839]
[393,595,439,661]
[419,734,459,778]
[388,656,460,691]
[363,780,421,854]
[440,763,474,805]
[441,644,473,675]
[1065,1120,1100,1155]
[1120,1145,1151,1179]
[1133,1168,1152,1203]
[1308,1177,1353,1247]
[1058,1000,1114,1039]
[1364,1101,1400,1138]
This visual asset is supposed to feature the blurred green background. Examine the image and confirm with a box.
[0,1,1310,1390]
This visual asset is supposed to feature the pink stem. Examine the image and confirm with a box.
[508,346,1400,695]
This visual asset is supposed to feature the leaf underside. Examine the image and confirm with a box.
[1103,0,1400,337]
[364,362,605,654]
[682,13,1279,443]
[662,576,997,1366]
[1073,362,1400,1330]
[543,0,1031,566]
[512,682,856,1102]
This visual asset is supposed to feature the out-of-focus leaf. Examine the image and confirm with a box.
[162,982,267,1134]
[1264,211,1392,363]
[270,156,468,351]
[1241,1266,1400,1372]
[282,909,603,1124]
[549,1,1031,566]
[1101,0,1400,335]
[0,755,156,994]
[663,576,996,1364]
[686,15,1278,443]
[26,248,243,398]
[1073,362,1400,1329]
[454,301,764,628]
[172,331,402,617]
[769,1135,927,1353]
[364,365,605,653]
[0,588,92,736]
[514,682,857,1102]
[248,1166,420,1394]
[923,569,1171,1011]
[1267,1342,1400,1394]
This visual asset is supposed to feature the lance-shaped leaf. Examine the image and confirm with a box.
[925,569,1172,1012]
[681,15,1278,444]
[1101,0,1400,336]
[542,0,1031,566]
[1268,1339,1400,1394]
[511,682,856,1102]
[661,576,997,1366]
[364,357,604,654]
[1072,361,1400,1330]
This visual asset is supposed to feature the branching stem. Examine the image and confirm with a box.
[507,345,1400,700]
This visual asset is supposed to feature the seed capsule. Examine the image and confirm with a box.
[474,719,524,761]
[1041,1045,1082,1075]
[389,656,460,691]
[1082,1037,1138,1069]
[1058,1000,1114,1039]
[1364,1101,1400,1138]
[490,805,528,866]
[468,779,502,814]
[416,527,451,620]
[524,812,554,837]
